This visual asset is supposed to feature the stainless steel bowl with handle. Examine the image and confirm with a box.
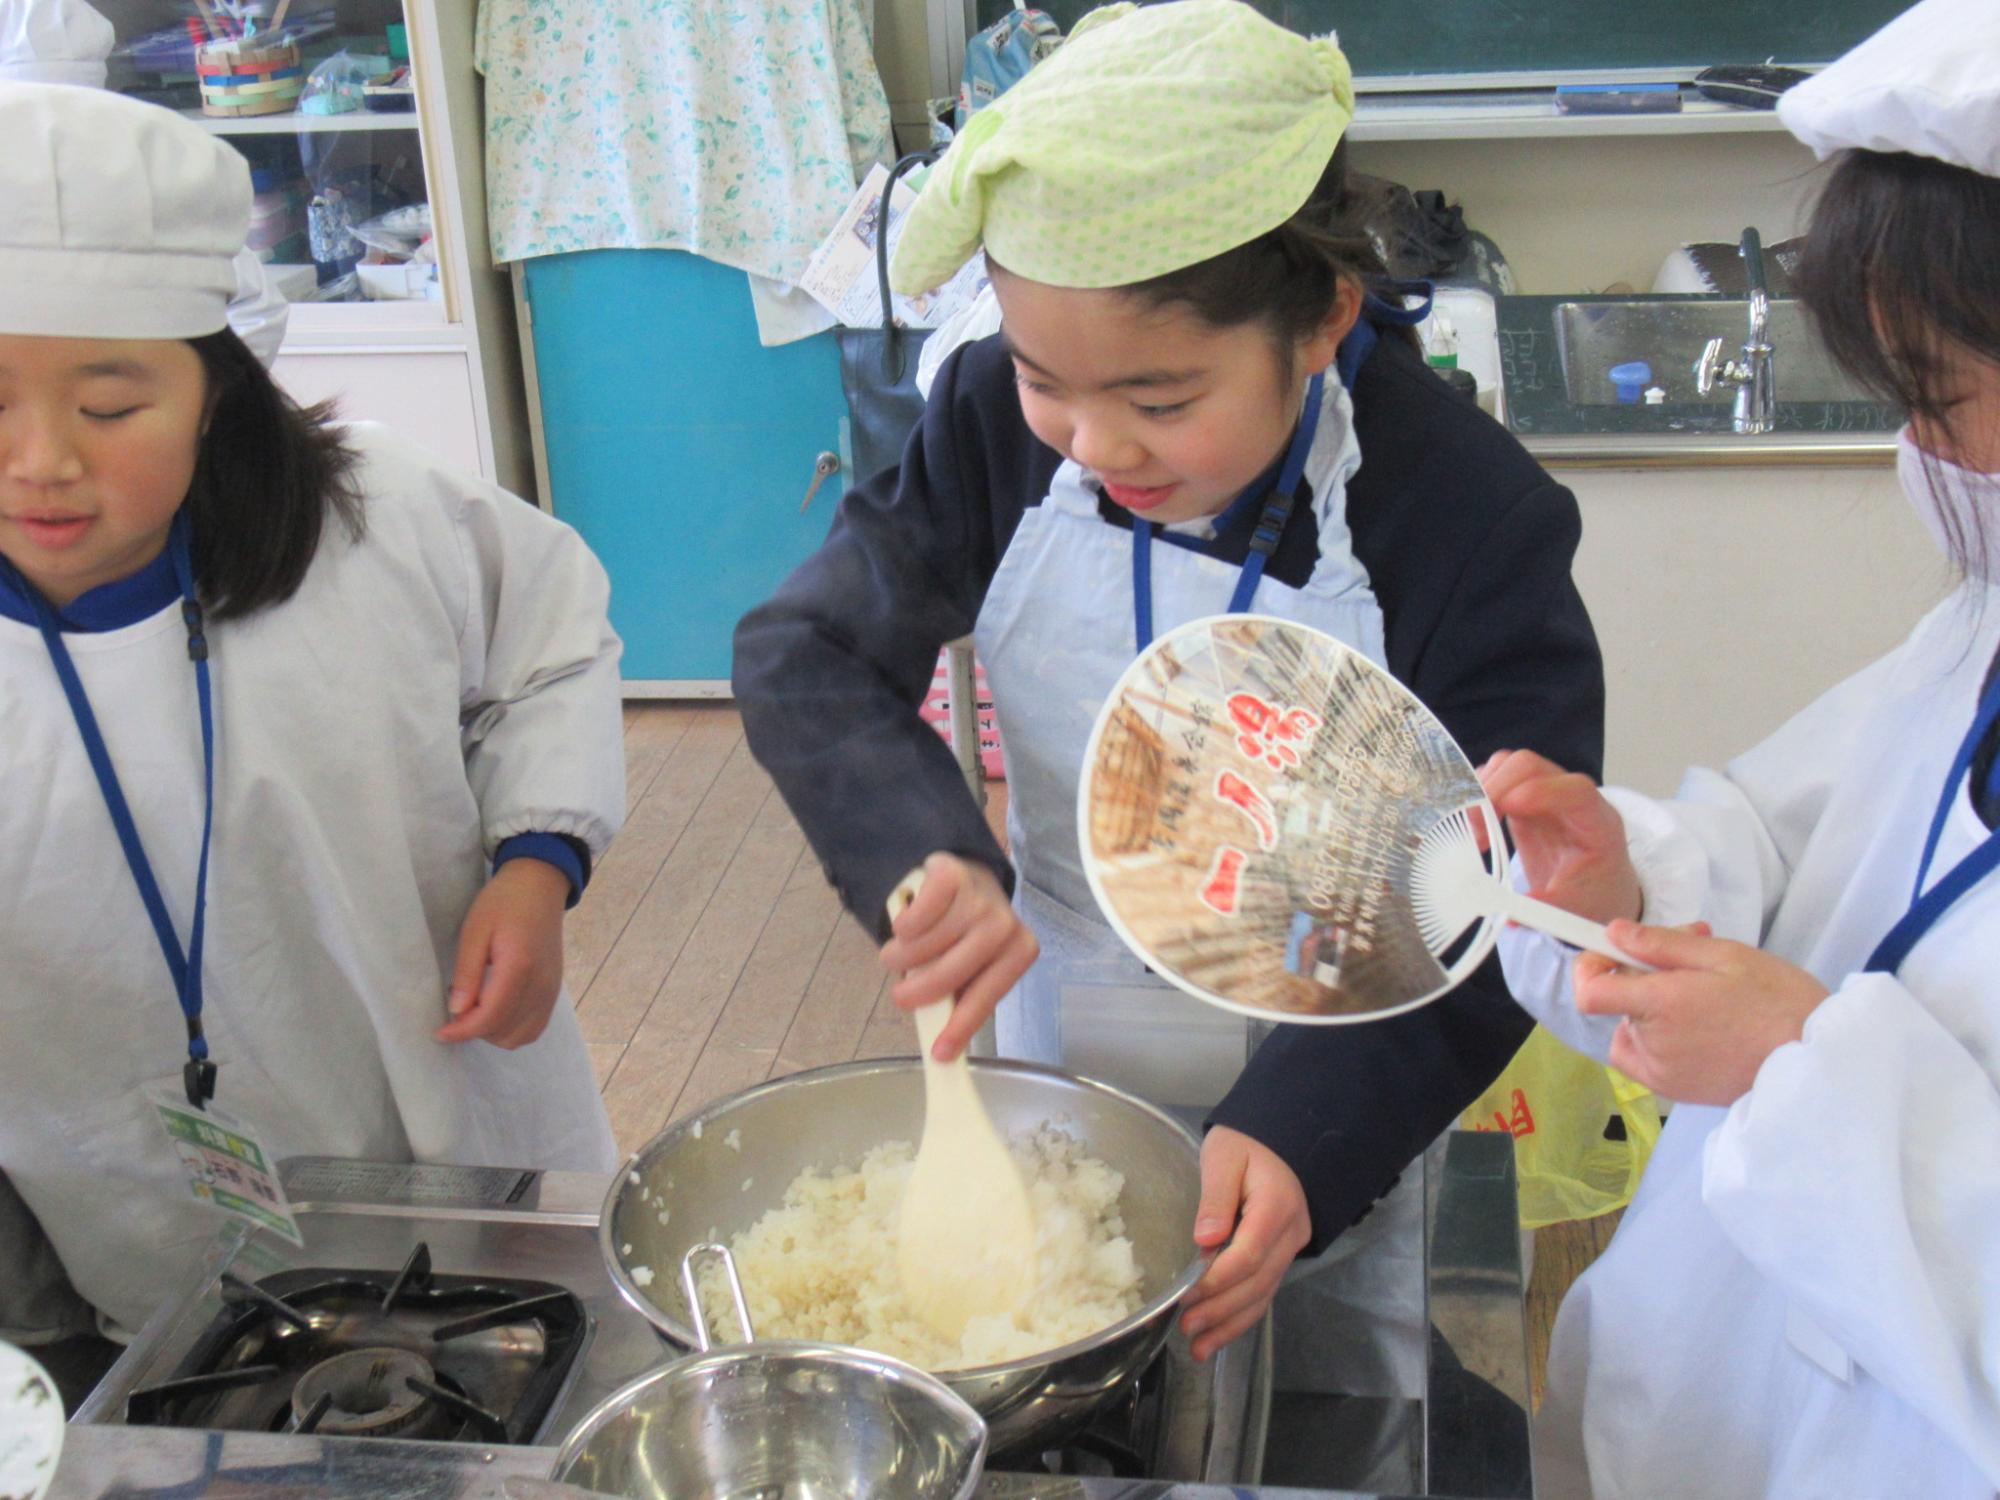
[600,1057,1205,1457]
[553,1244,987,1500]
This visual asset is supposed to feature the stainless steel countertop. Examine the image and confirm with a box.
[48,1133,1530,1500]
[1521,429,1896,468]
[74,1164,666,1441]
[41,1425,1407,1500]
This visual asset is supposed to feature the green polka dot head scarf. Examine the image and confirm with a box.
[889,0,1355,296]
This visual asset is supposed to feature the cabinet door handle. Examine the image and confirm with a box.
[800,451,842,513]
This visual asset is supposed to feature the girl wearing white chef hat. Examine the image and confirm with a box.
[1480,0,2000,1495]
[0,0,289,364]
[0,82,623,1341]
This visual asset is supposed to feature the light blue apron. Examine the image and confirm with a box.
[971,310,1433,1404]
[973,358,1386,1071]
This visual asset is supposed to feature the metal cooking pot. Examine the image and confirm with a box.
[553,1244,987,1500]
[599,1058,1205,1456]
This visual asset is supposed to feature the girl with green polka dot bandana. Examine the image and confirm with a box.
[736,0,1604,1366]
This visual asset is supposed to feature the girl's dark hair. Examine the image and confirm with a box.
[1795,149,2000,577]
[1120,141,1411,369]
[185,329,363,621]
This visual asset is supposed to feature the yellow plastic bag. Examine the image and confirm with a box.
[1460,1025,1662,1229]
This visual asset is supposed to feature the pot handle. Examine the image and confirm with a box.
[680,1242,756,1351]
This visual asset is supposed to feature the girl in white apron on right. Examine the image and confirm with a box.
[1483,3,2000,1493]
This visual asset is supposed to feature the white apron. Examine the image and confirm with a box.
[0,425,622,1335]
[1500,580,2000,1498]
[972,370,1427,1400]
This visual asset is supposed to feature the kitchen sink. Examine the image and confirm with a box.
[1552,297,1872,406]
[1495,293,1899,443]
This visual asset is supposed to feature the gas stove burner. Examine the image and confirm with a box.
[291,1348,438,1438]
[990,1355,1159,1480]
[124,1241,591,1445]
[1001,1431,1151,1480]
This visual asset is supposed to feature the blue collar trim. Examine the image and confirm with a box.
[0,528,183,631]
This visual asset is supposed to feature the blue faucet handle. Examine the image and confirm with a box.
[1609,360,1653,404]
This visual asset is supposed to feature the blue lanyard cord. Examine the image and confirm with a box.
[1131,371,1327,652]
[1132,515,1154,652]
[172,518,219,1107]
[1338,285,1432,389]
[1865,672,2000,975]
[1366,282,1435,328]
[3,514,219,1105]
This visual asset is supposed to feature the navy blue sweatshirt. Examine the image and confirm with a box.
[734,329,1604,1251]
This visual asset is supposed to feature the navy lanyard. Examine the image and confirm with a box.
[2,512,220,1106]
[1338,284,1432,387]
[1132,370,1325,652]
[1129,285,1434,653]
[1864,672,2000,975]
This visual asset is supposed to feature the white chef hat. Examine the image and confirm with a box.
[1778,0,2000,178]
[0,81,249,339]
[0,0,114,88]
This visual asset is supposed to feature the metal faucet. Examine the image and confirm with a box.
[1694,226,1777,434]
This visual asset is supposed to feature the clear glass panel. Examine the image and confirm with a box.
[101,0,436,306]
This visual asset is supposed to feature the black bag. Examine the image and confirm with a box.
[835,151,941,487]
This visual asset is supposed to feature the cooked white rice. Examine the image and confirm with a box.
[694,1126,1143,1371]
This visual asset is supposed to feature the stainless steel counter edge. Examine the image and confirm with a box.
[1521,430,1897,469]
[41,1426,1417,1500]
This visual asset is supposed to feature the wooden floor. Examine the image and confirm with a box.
[1526,1210,1620,1408]
[575,703,938,1154]
[586,702,1607,1406]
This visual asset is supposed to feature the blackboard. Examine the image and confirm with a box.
[973,0,1908,80]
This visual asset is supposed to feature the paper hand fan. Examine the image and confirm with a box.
[1078,614,1639,1024]
[0,1343,63,1500]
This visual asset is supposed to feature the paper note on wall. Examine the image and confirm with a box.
[798,161,990,331]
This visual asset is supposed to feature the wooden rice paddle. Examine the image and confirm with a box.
[887,869,1037,1342]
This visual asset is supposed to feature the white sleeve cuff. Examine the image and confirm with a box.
[1496,860,1622,1065]
[1490,785,1703,1065]
[1601,786,1714,932]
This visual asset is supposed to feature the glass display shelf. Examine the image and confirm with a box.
[185,108,416,133]
[102,0,437,307]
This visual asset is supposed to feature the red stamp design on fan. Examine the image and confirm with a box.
[1226,693,1321,771]
[1213,770,1279,851]
[1199,846,1250,917]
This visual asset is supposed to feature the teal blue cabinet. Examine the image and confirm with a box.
[522,250,849,690]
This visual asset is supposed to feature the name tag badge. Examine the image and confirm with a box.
[150,1088,304,1248]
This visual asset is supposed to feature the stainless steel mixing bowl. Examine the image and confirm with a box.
[599,1058,1205,1456]
[554,1244,987,1500]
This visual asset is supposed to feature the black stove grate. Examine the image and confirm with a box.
[991,1346,1166,1479]
[124,1242,588,1445]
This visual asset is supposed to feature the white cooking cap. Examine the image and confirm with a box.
[0,82,249,339]
[1778,0,2000,178]
[0,0,114,87]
